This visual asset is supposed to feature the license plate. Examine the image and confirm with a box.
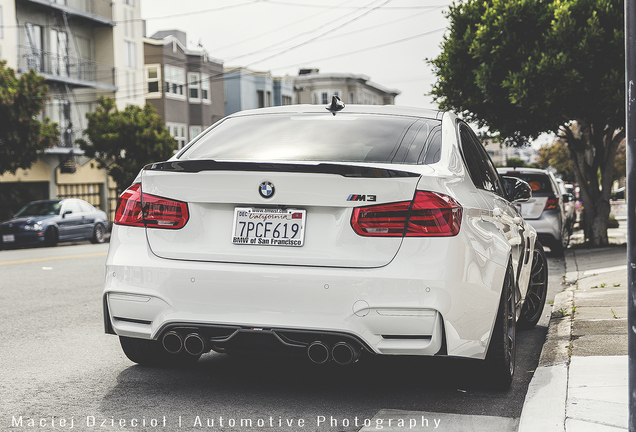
[2,234,15,243]
[232,208,306,247]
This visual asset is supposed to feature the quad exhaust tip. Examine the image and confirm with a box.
[307,341,330,364]
[307,341,360,365]
[332,342,360,365]
[184,333,206,356]
[162,331,183,354]
[162,331,206,356]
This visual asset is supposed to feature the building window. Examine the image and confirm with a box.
[321,92,328,104]
[188,72,200,101]
[201,74,210,101]
[189,126,202,141]
[145,65,160,95]
[123,40,136,68]
[165,65,185,97]
[50,29,68,77]
[282,95,292,105]
[25,23,43,72]
[257,90,264,108]
[349,92,354,104]
[124,0,134,5]
[167,122,187,149]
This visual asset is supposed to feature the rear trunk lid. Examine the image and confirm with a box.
[141,161,421,268]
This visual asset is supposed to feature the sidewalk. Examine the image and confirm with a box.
[518,222,629,431]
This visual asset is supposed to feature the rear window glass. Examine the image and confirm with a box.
[178,113,442,165]
[501,172,555,195]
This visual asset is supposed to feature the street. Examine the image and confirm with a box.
[1,242,566,431]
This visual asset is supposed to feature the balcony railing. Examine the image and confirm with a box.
[21,0,114,24]
[18,46,116,89]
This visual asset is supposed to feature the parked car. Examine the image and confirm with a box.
[555,178,576,235]
[497,167,570,255]
[0,198,108,248]
[104,102,547,389]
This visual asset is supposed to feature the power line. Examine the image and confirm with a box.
[211,0,359,52]
[245,0,394,68]
[142,0,269,21]
[269,27,446,71]
[225,0,386,62]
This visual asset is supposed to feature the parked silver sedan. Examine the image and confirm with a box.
[497,167,570,255]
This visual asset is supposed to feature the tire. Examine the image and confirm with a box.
[483,264,516,390]
[518,242,548,330]
[119,336,200,367]
[44,227,58,247]
[90,223,105,244]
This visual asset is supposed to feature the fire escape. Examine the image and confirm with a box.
[17,0,117,172]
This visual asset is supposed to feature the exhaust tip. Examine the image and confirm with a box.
[307,341,330,364]
[184,333,206,356]
[162,331,183,354]
[332,342,359,365]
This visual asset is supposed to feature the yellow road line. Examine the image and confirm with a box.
[0,252,107,266]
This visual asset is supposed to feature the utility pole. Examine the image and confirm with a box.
[626,0,636,430]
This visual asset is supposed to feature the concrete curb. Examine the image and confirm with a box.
[518,287,573,432]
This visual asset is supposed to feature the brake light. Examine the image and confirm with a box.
[114,183,189,229]
[544,195,559,210]
[351,191,462,237]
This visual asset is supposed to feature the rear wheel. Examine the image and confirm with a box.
[90,223,105,244]
[483,264,516,390]
[518,242,548,330]
[119,336,200,367]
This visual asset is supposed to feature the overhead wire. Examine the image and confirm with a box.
[244,0,394,68]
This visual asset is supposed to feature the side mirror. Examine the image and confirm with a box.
[501,176,532,203]
[63,210,72,218]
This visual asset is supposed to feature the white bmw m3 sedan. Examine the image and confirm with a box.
[103,101,548,389]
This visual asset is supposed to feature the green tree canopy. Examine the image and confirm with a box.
[536,140,576,183]
[429,0,624,246]
[77,97,177,192]
[0,60,59,175]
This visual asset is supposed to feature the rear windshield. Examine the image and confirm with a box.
[178,113,442,165]
[501,172,555,196]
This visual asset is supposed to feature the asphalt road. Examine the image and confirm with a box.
[0,242,566,431]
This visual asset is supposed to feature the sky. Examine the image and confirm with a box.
[140,0,452,110]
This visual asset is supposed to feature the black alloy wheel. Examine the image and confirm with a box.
[483,264,516,390]
[518,242,548,330]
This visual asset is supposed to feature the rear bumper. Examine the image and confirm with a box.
[525,211,562,242]
[103,226,508,360]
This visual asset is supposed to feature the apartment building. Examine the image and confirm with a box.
[224,66,294,116]
[143,29,224,149]
[0,0,144,220]
[293,68,400,106]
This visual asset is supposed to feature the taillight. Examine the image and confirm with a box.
[544,195,559,210]
[351,191,462,237]
[114,183,189,229]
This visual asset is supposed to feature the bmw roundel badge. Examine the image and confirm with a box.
[259,181,275,199]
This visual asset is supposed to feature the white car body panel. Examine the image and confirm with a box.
[103,106,538,365]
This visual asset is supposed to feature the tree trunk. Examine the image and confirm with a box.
[561,121,624,247]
